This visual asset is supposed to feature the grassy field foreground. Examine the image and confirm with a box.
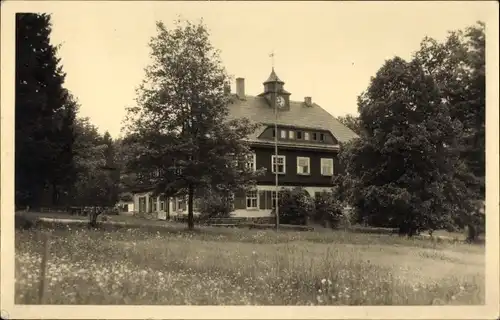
[15,222,485,305]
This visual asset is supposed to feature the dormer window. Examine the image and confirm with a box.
[297,131,303,139]
[312,133,317,140]
[280,130,287,139]
[288,131,294,139]
[304,132,310,140]
[272,129,276,137]
[320,133,325,142]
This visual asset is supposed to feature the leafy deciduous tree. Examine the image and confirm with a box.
[341,56,476,236]
[123,19,263,229]
[336,114,362,136]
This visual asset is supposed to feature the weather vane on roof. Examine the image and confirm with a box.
[269,50,275,69]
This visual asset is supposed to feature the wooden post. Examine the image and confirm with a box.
[38,232,50,304]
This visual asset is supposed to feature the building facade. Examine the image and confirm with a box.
[122,69,358,219]
[227,69,358,217]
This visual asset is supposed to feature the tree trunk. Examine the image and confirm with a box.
[187,186,194,230]
[88,207,99,228]
[466,223,477,243]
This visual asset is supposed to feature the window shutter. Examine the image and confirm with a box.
[259,191,266,209]
[266,191,273,209]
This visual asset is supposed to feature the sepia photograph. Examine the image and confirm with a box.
[1,1,498,319]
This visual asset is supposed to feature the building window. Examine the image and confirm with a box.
[297,157,310,175]
[297,131,303,139]
[246,152,256,171]
[288,130,295,139]
[272,155,286,174]
[176,197,185,211]
[312,133,317,140]
[246,190,258,209]
[320,133,325,142]
[160,201,165,211]
[304,132,310,140]
[152,200,158,212]
[280,130,287,139]
[321,158,334,176]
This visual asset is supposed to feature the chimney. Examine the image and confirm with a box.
[304,96,312,107]
[236,77,245,99]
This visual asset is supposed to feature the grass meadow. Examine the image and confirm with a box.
[14,216,485,306]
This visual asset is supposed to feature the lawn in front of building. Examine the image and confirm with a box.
[15,220,484,305]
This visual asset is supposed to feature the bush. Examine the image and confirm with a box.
[15,214,39,230]
[198,191,233,220]
[277,187,314,225]
[313,191,344,229]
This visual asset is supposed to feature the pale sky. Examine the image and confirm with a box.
[7,1,495,138]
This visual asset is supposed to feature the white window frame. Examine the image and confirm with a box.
[246,152,256,171]
[272,155,286,174]
[304,132,310,140]
[288,130,295,139]
[297,156,310,175]
[321,158,334,176]
[176,197,185,211]
[246,190,258,209]
[280,130,287,139]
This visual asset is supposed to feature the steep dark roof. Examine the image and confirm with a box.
[264,68,284,84]
[227,95,359,143]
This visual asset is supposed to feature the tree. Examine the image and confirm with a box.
[413,21,485,240]
[123,19,263,230]
[414,22,484,192]
[101,131,120,206]
[341,56,476,236]
[71,119,117,212]
[15,13,76,208]
[336,114,362,136]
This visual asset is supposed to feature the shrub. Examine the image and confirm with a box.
[278,187,314,225]
[198,191,233,220]
[313,191,344,229]
[15,214,39,230]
